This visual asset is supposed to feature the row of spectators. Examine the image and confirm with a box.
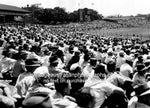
[0,23,150,108]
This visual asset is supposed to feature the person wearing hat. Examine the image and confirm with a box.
[84,73,125,108]
[14,58,41,100]
[69,63,85,97]
[104,49,115,64]
[84,63,107,88]
[133,55,144,72]
[48,55,66,74]
[26,66,54,99]
[132,63,149,87]
[0,49,16,79]
[40,47,52,67]
[64,46,74,66]
[0,83,16,108]
[49,74,77,108]
[11,51,28,85]
[119,56,133,80]
[107,60,134,99]
[82,58,97,80]
[128,83,150,108]
[74,87,95,108]
[116,51,126,71]
[22,92,52,108]
[66,50,81,71]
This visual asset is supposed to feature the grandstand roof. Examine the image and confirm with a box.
[0,4,30,15]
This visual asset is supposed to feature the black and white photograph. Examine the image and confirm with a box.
[0,0,150,108]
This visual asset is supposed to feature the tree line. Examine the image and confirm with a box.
[23,5,103,24]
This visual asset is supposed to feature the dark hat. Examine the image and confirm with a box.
[94,64,106,74]
[136,63,149,72]
[22,92,52,108]
[89,58,97,66]
[131,83,150,96]
[43,48,51,55]
[144,59,150,67]
[25,58,41,67]
[49,55,59,64]
[119,51,125,57]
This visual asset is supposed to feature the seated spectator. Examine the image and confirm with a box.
[132,64,149,87]
[129,83,150,108]
[0,83,16,108]
[14,58,41,99]
[0,49,16,79]
[22,91,52,108]
[11,51,28,85]
[50,74,77,108]
[69,64,85,97]
[82,58,97,80]
[84,74,124,108]
[26,66,54,98]
[116,51,126,71]
[74,87,95,108]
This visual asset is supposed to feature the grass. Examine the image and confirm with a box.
[87,27,150,41]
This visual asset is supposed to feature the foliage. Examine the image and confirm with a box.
[23,6,103,24]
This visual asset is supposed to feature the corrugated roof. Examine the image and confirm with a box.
[0,4,29,13]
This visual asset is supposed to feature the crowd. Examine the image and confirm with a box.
[0,23,150,108]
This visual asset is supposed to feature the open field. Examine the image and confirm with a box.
[87,27,150,41]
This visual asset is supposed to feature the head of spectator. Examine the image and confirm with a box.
[125,56,133,67]
[33,66,50,86]
[119,51,125,58]
[74,87,95,108]
[55,49,64,62]
[94,64,106,79]
[134,84,150,106]
[18,51,28,60]
[132,83,150,96]
[69,64,85,97]
[22,92,52,108]
[25,58,41,73]
[134,53,139,59]
[49,55,59,67]
[83,54,90,62]
[2,49,9,58]
[43,48,51,56]
[136,63,149,76]
[74,50,80,57]
[125,49,131,56]
[23,43,30,51]
[89,58,97,67]
[138,55,144,62]
[70,63,82,74]
[54,73,71,96]
[120,63,133,79]
[144,59,150,67]
[107,60,116,73]
[68,46,74,54]
[107,50,113,56]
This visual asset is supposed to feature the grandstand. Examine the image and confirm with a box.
[0,4,30,23]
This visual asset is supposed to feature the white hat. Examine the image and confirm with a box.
[70,63,80,71]
[33,66,49,81]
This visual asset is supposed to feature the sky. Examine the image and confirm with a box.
[0,0,150,16]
